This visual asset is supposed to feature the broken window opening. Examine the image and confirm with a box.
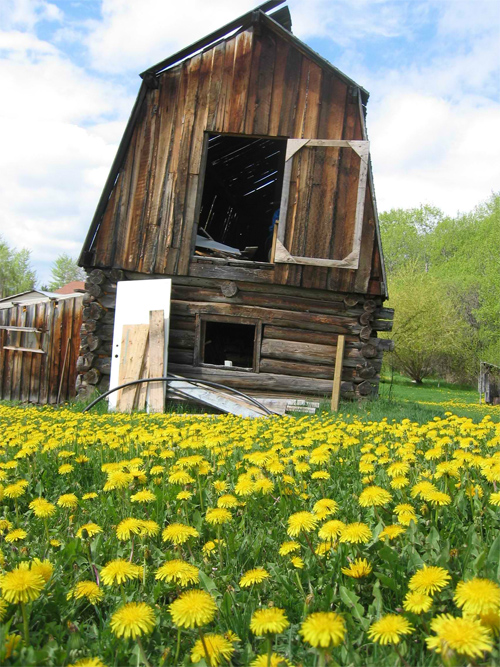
[203,321,256,369]
[196,134,287,263]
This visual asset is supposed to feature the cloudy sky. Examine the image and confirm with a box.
[1,0,499,284]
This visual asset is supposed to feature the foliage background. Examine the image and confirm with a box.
[380,193,500,384]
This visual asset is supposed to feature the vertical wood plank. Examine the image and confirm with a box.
[148,309,165,412]
[226,30,254,134]
[117,324,149,412]
[331,334,345,411]
[251,30,276,135]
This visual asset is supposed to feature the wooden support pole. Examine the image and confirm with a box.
[270,221,279,263]
[330,334,345,412]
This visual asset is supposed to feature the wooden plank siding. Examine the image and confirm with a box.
[0,296,83,404]
[85,23,384,297]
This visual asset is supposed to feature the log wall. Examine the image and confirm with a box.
[77,270,393,401]
[0,295,83,404]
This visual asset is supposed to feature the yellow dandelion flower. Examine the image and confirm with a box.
[300,611,346,648]
[426,490,451,506]
[426,613,493,658]
[213,481,228,493]
[177,490,193,500]
[3,482,27,499]
[130,489,156,503]
[139,520,160,537]
[368,614,414,645]
[290,556,304,569]
[341,558,372,578]
[0,598,7,620]
[191,633,235,666]
[169,589,217,628]
[76,523,103,539]
[50,539,62,548]
[313,498,339,519]
[316,541,336,556]
[250,607,289,635]
[162,523,199,544]
[100,559,142,586]
[5,528,27,543]
[239,567,270,588]
[287,511,318,537]
[0,519,13,533]
[489,491,500,506]
[29,498,56,518]
[379,525,406,541]
[217,494,238,509]
[0,563,45,603]
[318,520,345,541]
[279,541,301,556]
[110,602,155,639]
[206,508,232,525]
[339,522,372,544]
[168,470,195,485]
[403,591,433,614]
[409,566,450,595]
[454,578,500,616]
[311,471,330,480]
[82,492,98,500]
[57,493,78,509]
[103,471,133,491]
[30,558,53,583]
[58,464,74,475]
[390,476,409,489]
[358,485,392,507]
[67,658,106,667]
[155,559,199,587]
[67,580,104,604]
[116,517,143,541]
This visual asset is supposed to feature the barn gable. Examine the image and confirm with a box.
[80,2,387,298]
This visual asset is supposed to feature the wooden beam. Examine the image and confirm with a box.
[330,334,345,412]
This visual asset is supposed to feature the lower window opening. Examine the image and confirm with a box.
[196,134,287,263]
[203,321,256,369]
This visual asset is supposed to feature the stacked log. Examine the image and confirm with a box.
[76,269,122,400]
[76,271,394,401]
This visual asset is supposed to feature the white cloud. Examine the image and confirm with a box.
[85,0,256,73]
[370,93,500,215]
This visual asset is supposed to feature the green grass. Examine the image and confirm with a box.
[327,372,499,423]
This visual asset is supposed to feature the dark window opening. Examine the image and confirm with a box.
[203,321,256,369]
[196,134,287,262]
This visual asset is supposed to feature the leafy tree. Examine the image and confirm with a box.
[385,264,468,383]
[379,204,443,273]
[47,254,86,290]
[0,237,37,298]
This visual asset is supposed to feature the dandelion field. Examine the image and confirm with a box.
[0,405,499,667]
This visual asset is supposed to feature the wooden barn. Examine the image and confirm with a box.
[77,1,393,403]
[0,292,83,404]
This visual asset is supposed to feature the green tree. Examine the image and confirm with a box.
[0,237,37,298]
[385,264,469,384]
[47,254,86,290]
[379,204,443,273]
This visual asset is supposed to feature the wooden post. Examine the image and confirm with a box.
[148,310,165,413]
[270,221,279,263]
[330,334,345,412]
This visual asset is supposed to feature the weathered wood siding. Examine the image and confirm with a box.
[86,24,383,296]
[0,296,83,404]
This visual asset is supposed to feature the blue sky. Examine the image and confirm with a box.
[0,0,499,284]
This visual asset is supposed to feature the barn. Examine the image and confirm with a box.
[77,1,393,404]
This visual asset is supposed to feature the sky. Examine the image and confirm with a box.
[0,0,499,285]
